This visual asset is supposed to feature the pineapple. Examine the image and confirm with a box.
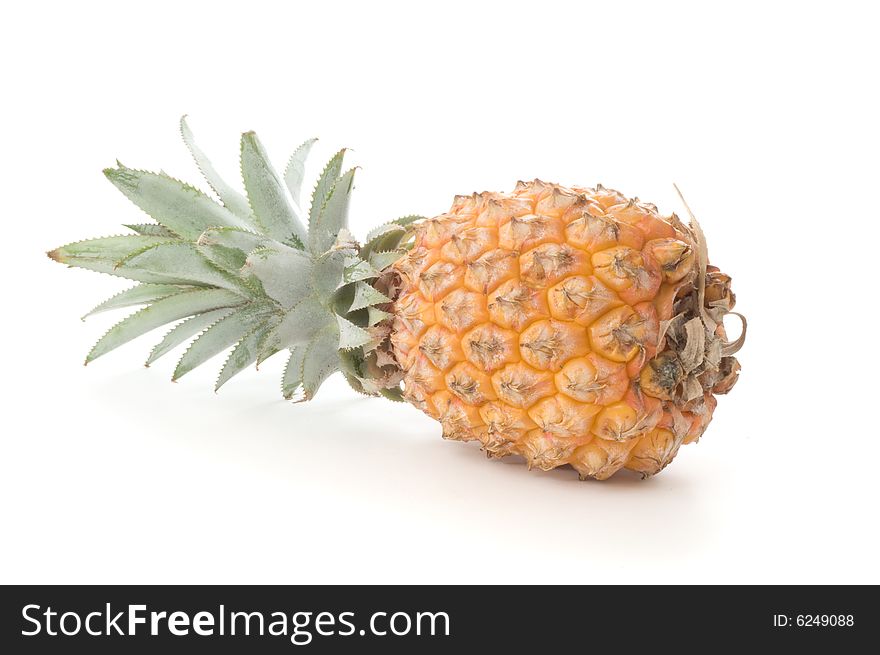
[49,119,745,479]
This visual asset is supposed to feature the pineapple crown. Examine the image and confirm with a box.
[48,117,420,401]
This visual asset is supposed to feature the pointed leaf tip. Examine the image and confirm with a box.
[145,308,234,366]
[172,303,274,381]
[104,165,249,240]
[240,130,308,245]
[349,281,390,312]
[336,315,372,350]
[215,318,280,391]
[103,164,136,190]
[281,346,307,400]
[284,137,318,208]
[85,288,245,364]
[300,328,340,400]
[180,116,254,223]
[309,167,356,254]
[82,283,186,320]
[308,149,347,244]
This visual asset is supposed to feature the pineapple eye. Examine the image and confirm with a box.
[437,289,488,333]
[548,275,622,325]
[462,323,518,372]
[491,363,555,409]
[445,363,495,405]
[448,376,478,400]
[647,238,694,283]
[588,307,646,363]
[419,261,463,300]
[518,319,589,371]
[442,226,497,263]
[520,243,589,287]
[464,249,517,294]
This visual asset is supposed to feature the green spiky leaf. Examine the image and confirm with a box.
[308,149,345,234]
[196,226,273,252]
[262,296,333,356]
[362,223,405,256]
[50,235,175,267]
[301,327,340,400]
[337,348,362,377]
[240,131,307,246]
[311,249,347,298]
[286,233,305,250]
[118,242,248,293]
[196,244,248,277]
[343,255,379,284]
[367,306,391,326]
[362,215,421,255]
[311,247,378,299]
[309,168,356,254]
[348,281,390,312]
[284,138,317,208]
[379,387,405,402]
[336,315,372,350]
[146,308,235,365]
[104,165,248,240]
[48,235,207,285]
[367,249,404,271]
[83,283,186,319]
[172,303,276,380]
[241,247,312,308]
[125,223,177,237]
[281,346,307,399]
[389,214,424,227]
[215,319,281,391]
[86,289,245,363]
[180,116,253,221]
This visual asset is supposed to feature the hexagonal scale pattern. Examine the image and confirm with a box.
[391,180,714,478]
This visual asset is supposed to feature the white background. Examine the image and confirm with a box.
[2,1,877,584]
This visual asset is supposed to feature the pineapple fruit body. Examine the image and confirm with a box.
[389,181,740,479]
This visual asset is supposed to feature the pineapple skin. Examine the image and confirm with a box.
[389,180,732,479]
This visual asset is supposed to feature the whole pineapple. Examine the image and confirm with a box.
[49,119,745,479]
